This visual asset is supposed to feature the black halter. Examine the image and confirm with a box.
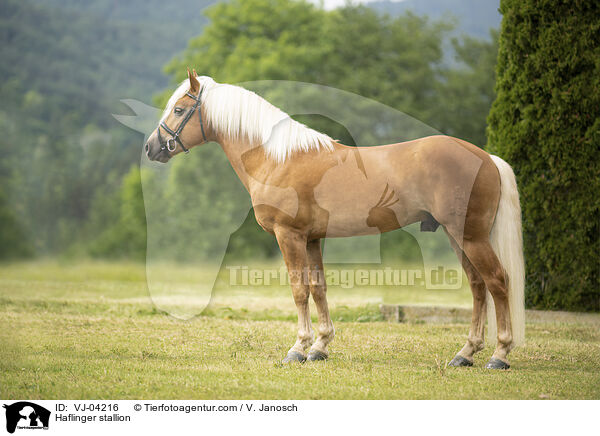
[157,86,207,154]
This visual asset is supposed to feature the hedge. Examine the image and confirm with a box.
[487,0,599,311]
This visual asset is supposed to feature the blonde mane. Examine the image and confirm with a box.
[161,76,334,162]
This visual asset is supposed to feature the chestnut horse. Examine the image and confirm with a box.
[145,71,525,369]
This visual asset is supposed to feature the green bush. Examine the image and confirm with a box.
[487,0,600,311]
[0,188,32,260]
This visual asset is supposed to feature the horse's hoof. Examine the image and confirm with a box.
[448,355,473,367]
[485,357,510,370]
[282,351,306,364]
[307,350,328,361]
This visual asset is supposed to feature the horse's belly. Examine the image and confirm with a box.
[319,214,383,238]
[315,201,420,237]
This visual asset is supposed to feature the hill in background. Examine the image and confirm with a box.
[370,0,500,39]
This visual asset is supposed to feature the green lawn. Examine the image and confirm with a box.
[1,261,599,399]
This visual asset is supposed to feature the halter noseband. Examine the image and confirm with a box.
[157,86,207,154]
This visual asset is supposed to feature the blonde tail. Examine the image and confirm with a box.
[487,155,525,347]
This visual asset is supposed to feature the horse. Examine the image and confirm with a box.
[145,70,525,369]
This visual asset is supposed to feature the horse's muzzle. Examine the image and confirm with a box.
[145,135,171,163]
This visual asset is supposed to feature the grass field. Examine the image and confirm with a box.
[1,261,599,399]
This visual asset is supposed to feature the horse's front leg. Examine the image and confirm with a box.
[274,226,314,363]
[306,239,334,361]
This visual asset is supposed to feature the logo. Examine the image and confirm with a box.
[3,402,50,433]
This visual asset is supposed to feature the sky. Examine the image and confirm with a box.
[309,0,405,10]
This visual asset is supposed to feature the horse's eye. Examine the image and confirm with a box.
[174,107,183,115]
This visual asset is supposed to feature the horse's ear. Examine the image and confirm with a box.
[187,68,199,93]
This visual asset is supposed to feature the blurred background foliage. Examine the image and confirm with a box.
[0,0,499,259]
[0,0,596,310]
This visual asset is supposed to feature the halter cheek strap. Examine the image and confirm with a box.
[158,86,207,155]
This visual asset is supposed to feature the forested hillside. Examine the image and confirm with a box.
[2,0,208,126]
[0,0,209,256]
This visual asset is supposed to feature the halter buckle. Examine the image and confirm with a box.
[166,137,178,153]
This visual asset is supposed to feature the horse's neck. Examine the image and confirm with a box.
[217,137,268,191]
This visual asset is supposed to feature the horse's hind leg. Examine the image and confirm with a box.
[462,239,514,369]
[445,231,487,367]
[274,226,314,363]
[306,239,334,361]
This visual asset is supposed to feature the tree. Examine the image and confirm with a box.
[487,0,599,311]
[163,0,451,125]
[436,30,499,147]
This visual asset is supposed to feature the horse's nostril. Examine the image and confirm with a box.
[145,143,149,155]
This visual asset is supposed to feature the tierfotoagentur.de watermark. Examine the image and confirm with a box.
[226,265,461,289]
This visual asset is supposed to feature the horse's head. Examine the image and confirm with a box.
[145,69,210,163]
